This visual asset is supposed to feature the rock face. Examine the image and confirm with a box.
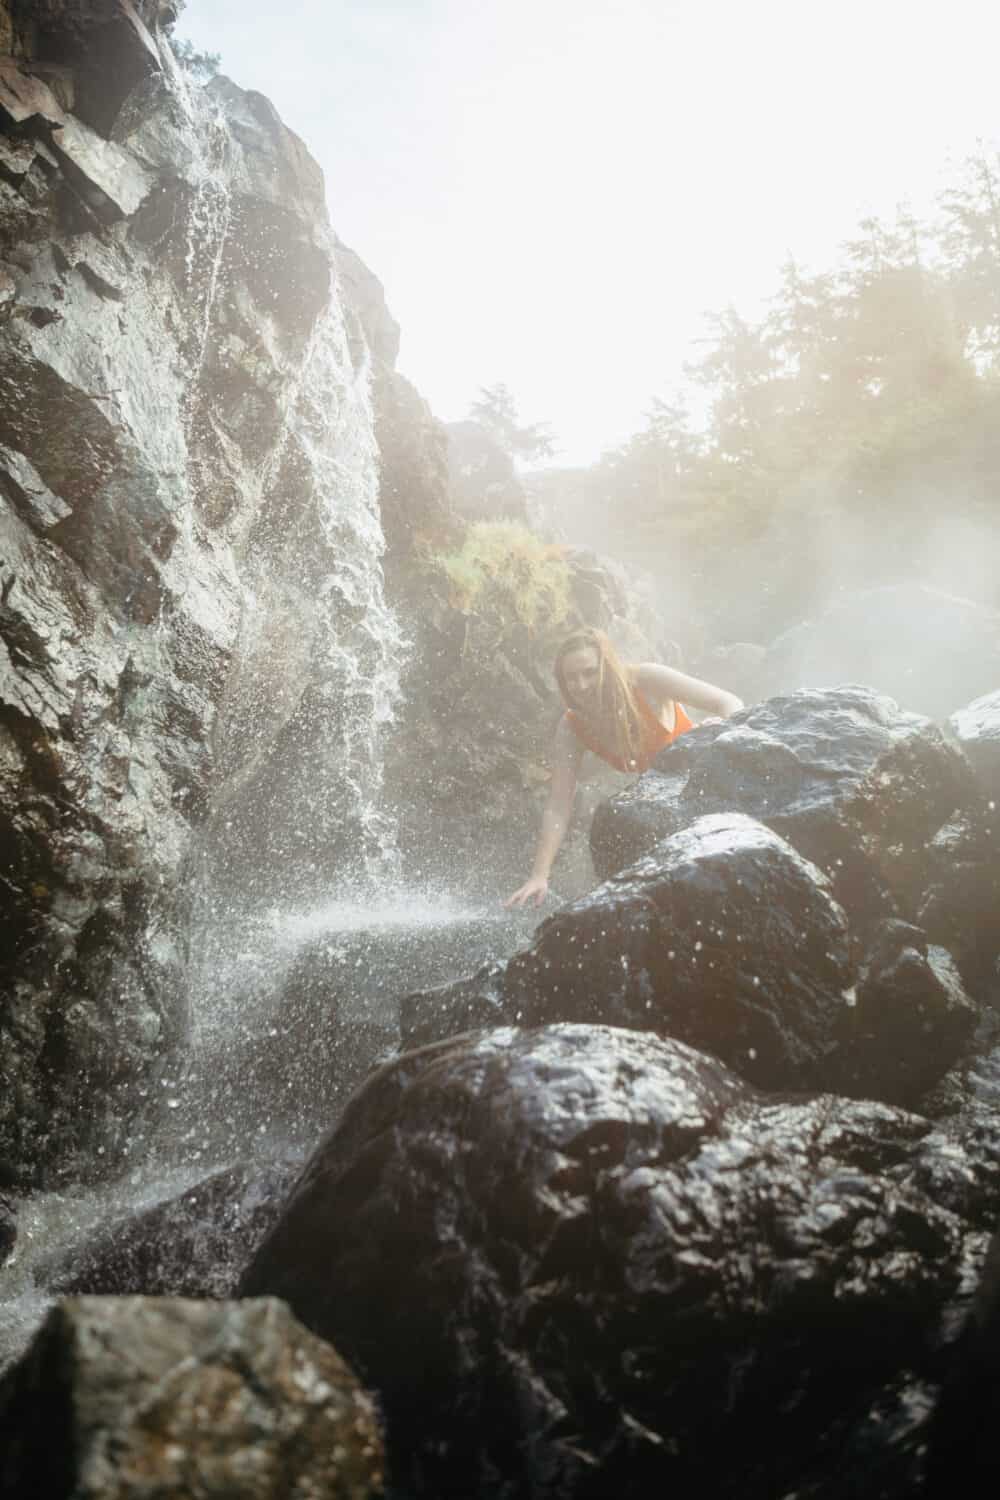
[765,583,1000,721]
[0,19,403,1185]
[241,1023,995,1500]
[0,1295,383,1499]
[591,686,975,930]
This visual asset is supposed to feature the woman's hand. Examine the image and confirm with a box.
[504,875,550,909]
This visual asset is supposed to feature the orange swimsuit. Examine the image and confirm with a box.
[565,690,693,773]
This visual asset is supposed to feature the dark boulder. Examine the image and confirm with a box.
[765,583,1000,721]
[38,1160,300,1299]
[0,1294,383,1499]
[592,686,975,933]
[949,687,1000,802]
[403,813,978,1104]
[241,1023,984,1500]
[503,812,855,1091]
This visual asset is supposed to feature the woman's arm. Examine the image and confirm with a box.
[504,715,583,908]
[635,662,743,720]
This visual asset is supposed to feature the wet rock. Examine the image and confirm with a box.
[830,920,979,1109]
[39,1161,300,1298]
[765,583,1000,721]
[509,812,855,1091]
[0,28,405,1184]
[241,1023,982,1500]
[0,1193,14,1264]
[949,687,1000,802]
[917,812,1000,995]
[0,1295,383,1498]
[403,813,977,1104]
[401,958,510,1049]
[592,686,975,933]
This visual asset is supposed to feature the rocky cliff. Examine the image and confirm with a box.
[0,0,414,1188]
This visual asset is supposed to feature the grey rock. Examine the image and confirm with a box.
[0,1295,383,1498]
[241,1022,988,1500]
[0,36,401,1184]
[591,686,975,934]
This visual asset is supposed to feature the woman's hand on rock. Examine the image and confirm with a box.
[504,876,549,909]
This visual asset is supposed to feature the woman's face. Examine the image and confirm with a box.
[561,646,601,710]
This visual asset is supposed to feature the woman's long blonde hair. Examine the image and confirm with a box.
[554,627,645,768]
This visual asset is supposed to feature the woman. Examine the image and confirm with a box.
[505,627,743,908]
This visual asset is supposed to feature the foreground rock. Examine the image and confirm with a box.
[39,1160,300,1299]
[591,686,975,932]
[404,813,978,1106]
[764,583,1000,721]
[241,1023,994,1499]
[0,1295,383,1499]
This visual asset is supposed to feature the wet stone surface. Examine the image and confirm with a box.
[37,1160,301,1300]
[242,1023,996,1500]
[0,1294,383,1499]
[403,813,980,1107]
[591,685,976,935]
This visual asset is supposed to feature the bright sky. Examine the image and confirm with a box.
[180,0,1000,464]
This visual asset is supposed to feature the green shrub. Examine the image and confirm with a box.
[433,522,572,634]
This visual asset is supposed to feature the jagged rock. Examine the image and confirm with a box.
[0,1192,14,1264]
[765,583,1000,721]
[0,1295,383,1498]
[591,686,975,933]
[949,688,1000,802]
[241,1023,989,1500]
[0,37,403,1184]
[38,1161,300,1298]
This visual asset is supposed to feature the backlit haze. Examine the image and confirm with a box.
[181,0,1000,465]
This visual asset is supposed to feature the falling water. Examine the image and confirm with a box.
[0,44,536,1377]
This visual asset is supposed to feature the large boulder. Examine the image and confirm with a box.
[591,686,975,932]
[765,583,1000,721]
[0,1295,383,1498]
[403,813,979,1106]
[241,1023,994,1500]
